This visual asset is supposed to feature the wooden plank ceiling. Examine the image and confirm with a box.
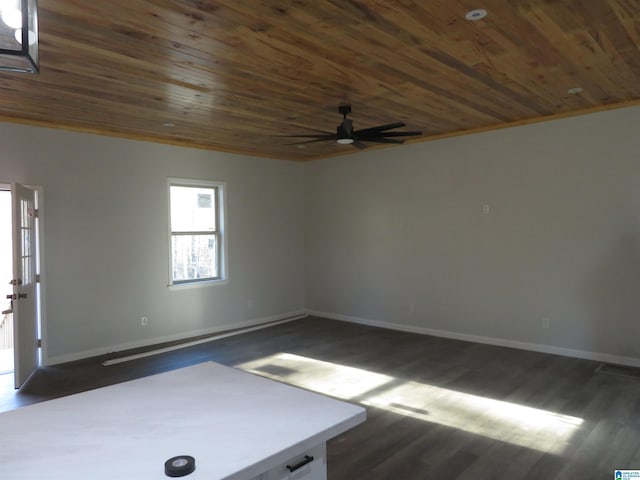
[0,0,639,161]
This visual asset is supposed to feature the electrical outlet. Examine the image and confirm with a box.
[141,316,148,326]
[482,204,491,215]
[542,317,549,329]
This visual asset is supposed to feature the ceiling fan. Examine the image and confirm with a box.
[282,104,423,149]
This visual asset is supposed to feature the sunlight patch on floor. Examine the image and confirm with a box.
[239,352,394,400]
[362,379,582,454]
[237,353,583,454]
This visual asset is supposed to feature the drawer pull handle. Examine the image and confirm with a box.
[286,455,314,472]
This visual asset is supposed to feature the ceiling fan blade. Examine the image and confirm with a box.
[360,137,405,144]
[352,141,367,150]
[354,122,405,136]
[371,130,423,138]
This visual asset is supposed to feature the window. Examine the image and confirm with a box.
[168,179,226,286]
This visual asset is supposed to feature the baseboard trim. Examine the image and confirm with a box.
[306,310,640,368]
[45,310,307,366]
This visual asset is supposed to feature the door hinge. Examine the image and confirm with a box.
[37,338,42,348]
[36,274,40,283]
[9,279,22,286]
[33,208,39,218]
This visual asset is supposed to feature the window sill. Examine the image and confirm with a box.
[168,278,229,291]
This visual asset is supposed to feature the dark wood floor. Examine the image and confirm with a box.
[2,316,640,479]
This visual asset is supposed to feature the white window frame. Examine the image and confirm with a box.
[167,178,228,289]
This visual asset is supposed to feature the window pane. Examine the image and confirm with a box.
[21,229,31,285]
[21,199,28,227]
[172,234,218,281]
[22,255,31,285]
[170,186,216,232]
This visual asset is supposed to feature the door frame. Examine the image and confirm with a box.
[0,182,47,368]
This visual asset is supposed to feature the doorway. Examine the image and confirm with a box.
[0,189,13,375]
[0,183,43,389]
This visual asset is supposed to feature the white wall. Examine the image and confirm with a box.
[0,124,305,364]
[3,106,640,366]
[305,106,640,364]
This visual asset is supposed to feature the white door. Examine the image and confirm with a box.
[12,183,38,389]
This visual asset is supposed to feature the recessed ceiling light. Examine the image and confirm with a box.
[163,122,175,128]
[568,87,583,94]
[465,9,487,21]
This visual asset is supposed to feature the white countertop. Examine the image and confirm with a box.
[0,362,366,479]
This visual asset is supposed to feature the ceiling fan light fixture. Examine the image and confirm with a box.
[465,9,487,21]
[0,0,39,73]
[337,138,354,145]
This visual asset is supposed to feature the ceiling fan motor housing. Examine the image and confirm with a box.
[337,117,354,143]
[337,123,351,137]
